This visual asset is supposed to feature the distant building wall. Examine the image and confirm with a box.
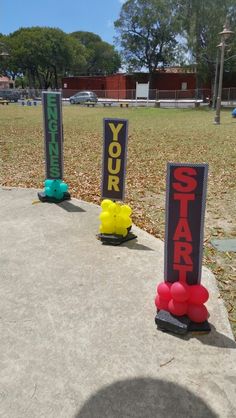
[62,74,127,98]
[0,76,13,89]
[62,72,207,99]
[62,76,106,94]
[154,73,196,90]
[105,74,127,99]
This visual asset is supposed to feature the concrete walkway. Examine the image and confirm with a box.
[0,187,235,418]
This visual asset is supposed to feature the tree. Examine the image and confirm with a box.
[114,0,182,79]
[0,35,11,77]
[179,0,236,88]
[3,27,87,89]
[70,31,121,74]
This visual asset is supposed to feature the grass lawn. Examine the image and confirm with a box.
[1,104,236,336]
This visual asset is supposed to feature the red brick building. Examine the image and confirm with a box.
[0,76,14,89]
[62,69,210,99]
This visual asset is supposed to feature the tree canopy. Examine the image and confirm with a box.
[2,1,236,90]
[114,0,182,73]
[179,0,236,86]
[115,0,236,87]
[70,31,121,75]
[0,27,87,89]
[0,27,121,88]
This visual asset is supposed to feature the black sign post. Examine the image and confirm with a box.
[43,91,63,179]
[102,118,128,201]
[38,92,70,202]
[164,163,208,285]
[99,118,136,245]
[155,163,210,334]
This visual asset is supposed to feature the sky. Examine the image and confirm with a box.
[1,0,126,45]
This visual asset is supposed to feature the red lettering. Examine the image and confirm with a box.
[173,218,192,241]
[173,167,197,192]
[174,193,195,217]
[173,264,193,282]
[174,242,193,265]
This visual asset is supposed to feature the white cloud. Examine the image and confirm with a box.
[119,0,126,4]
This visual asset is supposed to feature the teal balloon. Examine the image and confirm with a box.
[44,178,68,199]
[45,179,53,188]
[45,186,53,197]
[60,182,68,193]
[55,191,63,199]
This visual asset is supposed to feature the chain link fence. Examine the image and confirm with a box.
[1,87,236,104]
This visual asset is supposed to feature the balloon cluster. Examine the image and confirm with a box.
[99,199,132,237]
[155,281,209,323]
[44,179,68,200]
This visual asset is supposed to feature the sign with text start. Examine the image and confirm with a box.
[42,91,63,179]
[164,163,208,285]
[102,118,128,201]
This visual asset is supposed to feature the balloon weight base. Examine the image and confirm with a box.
[188,320,211,335]
[97,231,137,246]
[155,310,211,336]
[38,191,71,203]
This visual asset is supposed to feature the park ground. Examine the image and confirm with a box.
[0,104,236,337]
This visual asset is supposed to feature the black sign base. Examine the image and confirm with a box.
[188,320,211,334]
[155,310,211,336]
[97,232,137,246]
[38,191,71,203]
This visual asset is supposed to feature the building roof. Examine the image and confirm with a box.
[156,66,196,74]
[0,76,11,82]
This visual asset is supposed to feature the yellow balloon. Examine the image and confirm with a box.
[121,205,132,216]
[115,214,121,227]
[108,202,117,214]
[99,201,132,237]
[116,214,131,229]
[101,199,112,211]
[102,220,115,234]
[99,211,110,222]
[116,226,128,237]
[124,216,132,229]
[114,202,121,214]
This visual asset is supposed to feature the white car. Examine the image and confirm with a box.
[69,91,98,104]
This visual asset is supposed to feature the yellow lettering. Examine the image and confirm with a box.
[108,175,120,191]
[108,123,123,141]
[109,142,121,158]
[108,157,121,174]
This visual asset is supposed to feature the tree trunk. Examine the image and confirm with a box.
[35,69,43,90]
[53,66,58,89]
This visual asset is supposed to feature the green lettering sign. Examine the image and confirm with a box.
[42,92,63,179]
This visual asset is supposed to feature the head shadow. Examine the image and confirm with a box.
[74,377,218,418]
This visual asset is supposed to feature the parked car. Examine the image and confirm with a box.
[69,91,98,104]
[0,90,21,102]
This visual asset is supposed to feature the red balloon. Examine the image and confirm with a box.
[170,282,190,302]
[188,285,209,305]
[188,303,208,323]
[157,282,172,301]
[155,295,169,311]
[168,299,188,316]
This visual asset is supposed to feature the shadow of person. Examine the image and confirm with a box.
[74,377,218,418]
